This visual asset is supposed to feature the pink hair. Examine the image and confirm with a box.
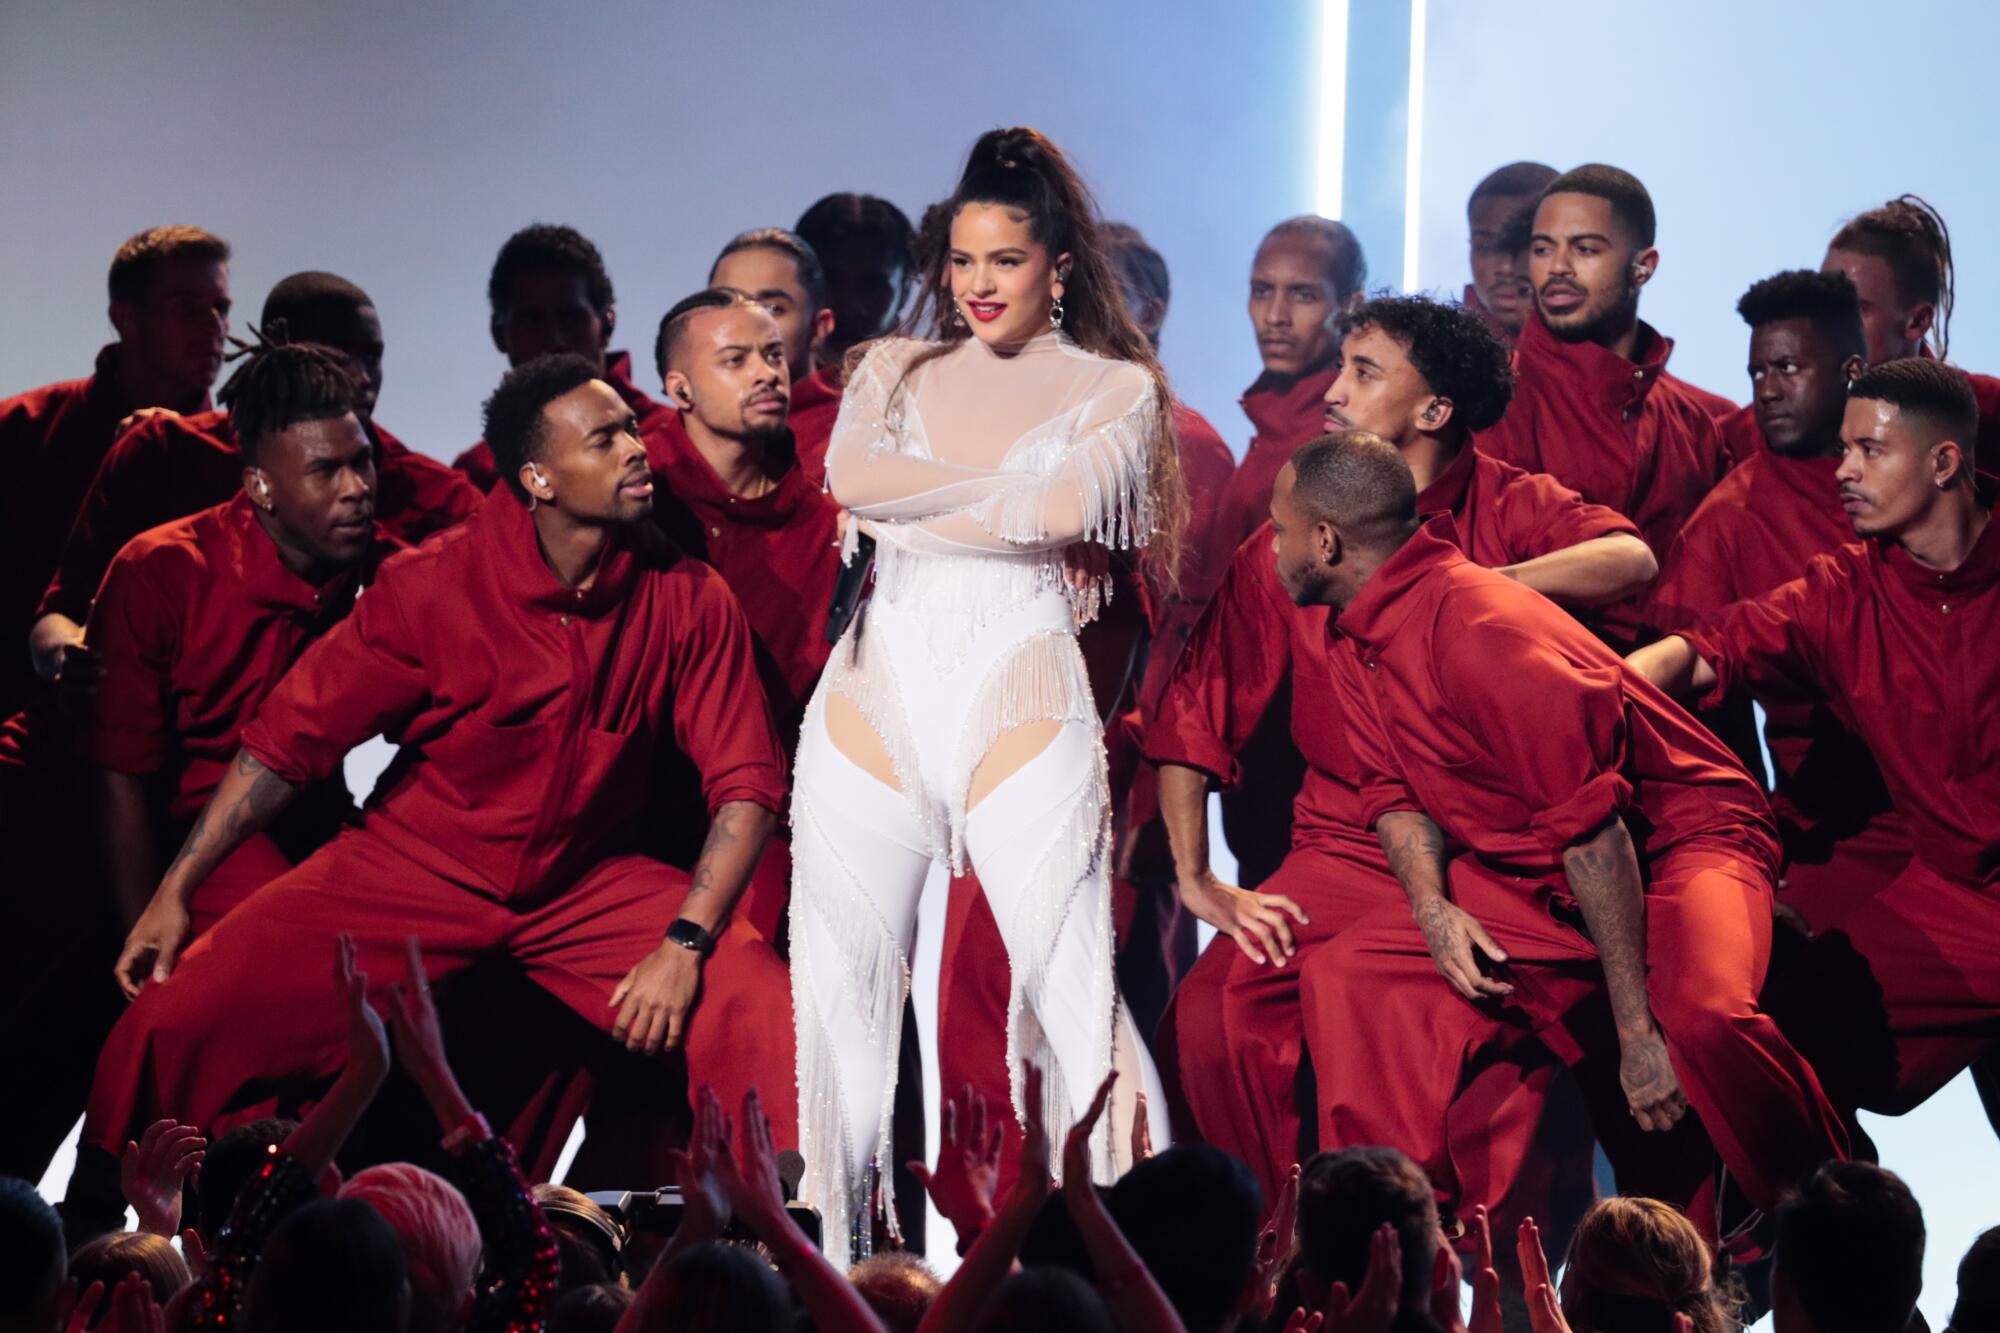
[341,1163,479,1333]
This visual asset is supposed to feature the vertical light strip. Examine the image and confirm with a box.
[1317,0,1349,219]
[1401,0,1428,290]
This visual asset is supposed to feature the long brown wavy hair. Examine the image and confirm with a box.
[1559,1197,1743,1333]
[865,126,1188,590]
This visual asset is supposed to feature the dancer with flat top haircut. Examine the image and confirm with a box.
[790,126,1185,1257]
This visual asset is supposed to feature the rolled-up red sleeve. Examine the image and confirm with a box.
[240,577,431,785]
[75,543,180,775]
[1683,560,1834,711]
[1436,607,1634,855]
[1143,528,1291,788]
[666,567,788,816]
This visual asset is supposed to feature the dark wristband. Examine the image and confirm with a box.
[666,918,716,954]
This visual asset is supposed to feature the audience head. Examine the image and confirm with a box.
[1250,215,1367,378]
[1292,1148,1443,1329]
[1467,162,1557,336]
[1839,357,1980,540]
[1948,1225,2000,1333]
[1531,163,1657,347]
[488,224,617,370]
[971,1266,1116,1333]
[655,288,791,445]
[1736,269,1867,458]
[216,340,376,574]
[547,1282,633,1333]
[196,1119,298,1244]
[241,1196,411,1333]
[1104,1145,1264,1333]
[645,1241,790,1333]
[1825,194,1955,363]
[1100,221,1171,350]
[532,1184,626,1290]
[847,1251,942,1333]
[1773,1161,1924,1333]
[339,1163,480,1333]
[483,352,652,519]
[709,228,832,378]
[0,1178,65,1333]
[1558,1197,1736,1333]
[1272,433,1420,609]
[795,191,918,362]
[67,1231,192,1315]
[1327,294,1514,447]
[261,271,387,419]
[107,224,232,399]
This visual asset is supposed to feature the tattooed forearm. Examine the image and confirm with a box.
[675,800,776,931]
[1377,810,1451,907]
[1562,816,1655,1037]
[159,750,300,900]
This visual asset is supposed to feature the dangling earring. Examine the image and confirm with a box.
[950,300,965,328]
[1049,295,1065,331]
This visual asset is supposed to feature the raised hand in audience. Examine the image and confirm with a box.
[65,1272,166,1333]
[1322,1223,1402,1333]
[716,1087,886,1333]
[380,933,478,1133]
[920,1065,1058,1332]
[1282,1310,1325,1333]
[284,932,390,1178]
[1430,1204,1503,1333]
[1060,1070,1188,1332]
[1517,1218,1571,1333]
[1254,1163,1303,1317]
[909,1081,1005,1254]
[120,1118,205,1237]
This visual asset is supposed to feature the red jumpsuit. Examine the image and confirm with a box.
[452,351,666,491]
[1,345,182,719]
[1149,447,1635,1205]
[37,410,478,626]
[1306,522,1846,1214]
[0,495,375,1177]
[1476,314,1735,647]
[1686,517,2000,1119]
[1649,450,1908,924]
[788,366,844,485]
[78,486,795,1161]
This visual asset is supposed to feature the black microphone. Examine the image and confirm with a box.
[776,1150,806,1202]
[824,532,875,645]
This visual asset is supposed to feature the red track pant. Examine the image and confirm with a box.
[81,825,796,1158]
[1303,841,1847,1213]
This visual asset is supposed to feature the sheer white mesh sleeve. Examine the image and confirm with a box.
[823,338,1047,522]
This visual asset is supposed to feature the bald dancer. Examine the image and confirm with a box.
[1286,431,1843,1241]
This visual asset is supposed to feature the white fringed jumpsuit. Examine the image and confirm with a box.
[790,331,1169,1257]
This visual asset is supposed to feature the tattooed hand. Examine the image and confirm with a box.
[1413,897,1513,1001]
[1618,1027,1688,1131]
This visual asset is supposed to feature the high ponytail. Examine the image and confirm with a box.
[880,126,1187,591]
[1831,194,1955,359]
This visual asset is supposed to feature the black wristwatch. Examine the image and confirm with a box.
[665,918,716,955]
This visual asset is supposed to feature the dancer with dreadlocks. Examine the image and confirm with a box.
[29,271,482,677]
[1820,194,2000,457]
[1,340,381,1190]
[66,351,798,1229]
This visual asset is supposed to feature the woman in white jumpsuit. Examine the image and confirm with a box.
[789,126,1189,1257]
